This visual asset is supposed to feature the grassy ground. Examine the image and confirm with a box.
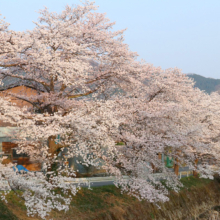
[0,185,135,220]
[0,176,215,220]
[180,176,212,189]
[0,199,18,220]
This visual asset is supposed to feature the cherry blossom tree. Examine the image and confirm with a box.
[0,1,220,219]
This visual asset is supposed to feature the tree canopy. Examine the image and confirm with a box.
[1,1,220,219]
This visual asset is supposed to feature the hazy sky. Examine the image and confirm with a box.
[1,0,220,78]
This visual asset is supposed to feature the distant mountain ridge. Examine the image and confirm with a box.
[187,74,220,94]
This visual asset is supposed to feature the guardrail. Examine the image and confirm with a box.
[0,168,213,191]
[178,170,193,179]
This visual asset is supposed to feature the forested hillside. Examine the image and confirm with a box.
[187,74,220,94]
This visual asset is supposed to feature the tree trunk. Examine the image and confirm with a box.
[174,161,179,176]
[151,163,156,173]
[174,156,179,176]
[158,153,162,160]
[193,158,199,177]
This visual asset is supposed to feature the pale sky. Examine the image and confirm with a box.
[0,0,220,79]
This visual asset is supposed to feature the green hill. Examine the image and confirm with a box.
[187,74,220,94]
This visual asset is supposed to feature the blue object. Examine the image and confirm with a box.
[13,165,29,172]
